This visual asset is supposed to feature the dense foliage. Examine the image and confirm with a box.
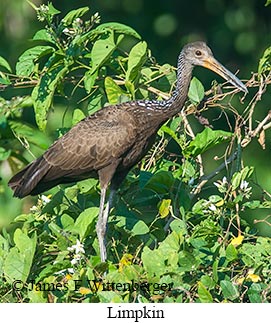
[0,3,271,303]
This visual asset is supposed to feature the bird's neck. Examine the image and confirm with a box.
[161,52,193,119]
[129,53,194,125]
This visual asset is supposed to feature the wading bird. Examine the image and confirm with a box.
[8,42,247,262]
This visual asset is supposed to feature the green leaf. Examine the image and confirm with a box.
[9,120,51,149]
[124,79,135,97]
[169,116,182,132]
[28,290,47,303]
[61,214,74,230]
[192,219,221,238]
[188,77,205,104]
[159,231,180,254]
[158,199,171,218]
[231,166,254,190]
[158,63,177,92]
[84,69,98,94]
[192,199,206,215]
[243,200,261,209]
[198,281,213,303]
[200,275,215,289]
[190,237,208,249]
[105,76,125,104]
[158,232,180,272]
[72,108,86,126]
[144,171,175,194]
[142,247,166,277]
[16,46,54,76]
[159,125,181,146]
[13,228,36,257]
[37,260,71,282]
[247,283,263,302]
[90,34,116,73]
[265,0,271,5]
[258,47,271,75]
[125,188,160,219]
[31,63,69,130]
[94,22,141,40]
[170,219,187,236]
[0,147,11,161]
[0,56,12,72]
[48,222,63,237]
[3,248,27,282]
[126,41,148,83]
[226,244,238,262]
[47,3,61,16]
[73,207,99,240]
[3,229,37,283]
[77,178,98,193]
[0,75,11,85]
[87,92,104,115]
[212,260,219,282]
[184,127,233,157]
[181,159,197,180]
[179,250,200,272]
[33,29,55,43]
[97,291,123,303]
[61,7,89,26]
[139,171,153,189]
[131,220,149,235]
[241,166,254,179]
[231,173,241,191]
[220,280,239,300]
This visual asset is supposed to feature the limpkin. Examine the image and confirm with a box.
[8,42,247,262]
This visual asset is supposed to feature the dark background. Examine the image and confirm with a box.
[1,0,270,75]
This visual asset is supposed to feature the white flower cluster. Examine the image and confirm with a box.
[67,239,85,265]
[37,4,49,22]
[239,180,252,198]
[30,194,51,212]
[214,176,252,198]
[213,176,228,193]
[91,12,101,24]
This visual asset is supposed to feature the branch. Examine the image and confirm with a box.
[191,151,238,196]
[254,215,271,227]
[241,110,271,148]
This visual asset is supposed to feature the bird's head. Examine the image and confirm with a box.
[181,41,247,93]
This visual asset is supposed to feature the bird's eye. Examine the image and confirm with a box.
[195,50,202,57]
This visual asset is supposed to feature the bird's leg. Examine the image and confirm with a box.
[102,188,116,229]
[96,186,108,262]
[96,187,116,262]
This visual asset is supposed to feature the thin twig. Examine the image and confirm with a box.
[241,110,271,148]
[192,151,238,196]
[254,215,271,227]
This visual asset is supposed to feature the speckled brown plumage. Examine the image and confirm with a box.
[9,102,168,198]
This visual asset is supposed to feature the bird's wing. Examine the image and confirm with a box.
[43,107,138,180]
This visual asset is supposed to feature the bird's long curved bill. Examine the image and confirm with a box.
[203,57,248,93]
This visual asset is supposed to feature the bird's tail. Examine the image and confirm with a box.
[8,156,51,198]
